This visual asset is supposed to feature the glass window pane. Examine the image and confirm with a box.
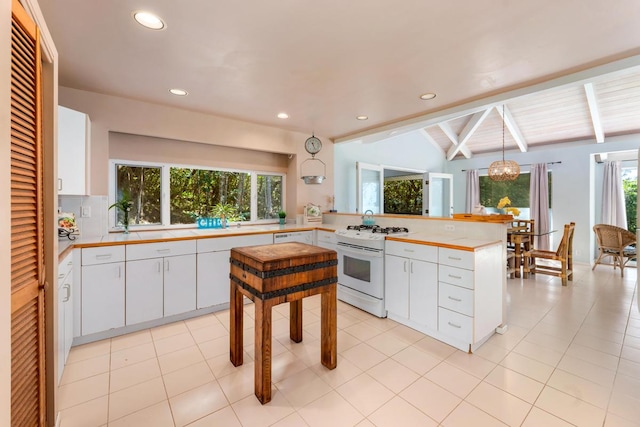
[115,165,161,226]
[257,174,283,219]
[384,178,422,215]
[169,168,250,224]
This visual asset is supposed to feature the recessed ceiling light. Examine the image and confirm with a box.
[277,112,289,119]
[420,93,437,100]
[356,115,368,120]
[132,11,165,30]
[169,88,188,96]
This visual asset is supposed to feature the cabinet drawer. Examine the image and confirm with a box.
[439,264,474,289]
[438,282,474,316]
[385,240,437,263]
[127,240,196,261]
[438,247,474,270]
[438,307,472,342]
[197,234,272,253]
[82,246,125,266]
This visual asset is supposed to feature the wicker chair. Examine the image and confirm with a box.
[592,224,637,277]
[523,222,575,286]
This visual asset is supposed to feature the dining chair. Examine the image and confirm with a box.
[508,219,535,278]
[523,222,575,286]
[592,224,637,277]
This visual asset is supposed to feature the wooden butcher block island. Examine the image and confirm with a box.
[229,242,338,404]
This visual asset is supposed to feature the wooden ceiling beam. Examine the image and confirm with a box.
[496,105,528,152]
[437,122,472,159]
[584,83,605,143]
[446,109,490,160]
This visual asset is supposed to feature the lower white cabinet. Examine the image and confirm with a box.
[315,229,337,251]
[81,256,125,336]
[57,253,74,384]
[385,239,503,352]
[125,258,164,325]
[126,241,197,324]
[385,240,438,330]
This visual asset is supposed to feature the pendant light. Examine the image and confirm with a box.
[488,105,520,181]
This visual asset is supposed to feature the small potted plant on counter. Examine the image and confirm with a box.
[278,210,287,225]
[109,190,133,233]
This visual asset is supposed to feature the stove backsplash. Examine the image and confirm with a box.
[59,195,109,238]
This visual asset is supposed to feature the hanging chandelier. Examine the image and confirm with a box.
[488,105,520,181]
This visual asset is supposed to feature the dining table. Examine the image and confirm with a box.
[508,226,556,278]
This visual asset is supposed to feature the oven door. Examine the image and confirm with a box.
[336,242,384,299]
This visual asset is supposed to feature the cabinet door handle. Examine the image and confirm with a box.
[403,248,415,253]
[157,261,162,273]
[410,261,414,274]
[63,284,71,302]
[403,260,407,273]
[165,260,170,272]
[58,178,62,191]
[447,321,461,329]
[448,296,462,302]
[58,273,65,280]
[96,254,112,260]
[117,266,122,278]
[448,256,462,261]
[157,248,171,254]
[448,274,462,279]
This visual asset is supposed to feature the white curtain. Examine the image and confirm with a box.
[601,160,628,228]
[465,169,480,213]
[530,163,550,250]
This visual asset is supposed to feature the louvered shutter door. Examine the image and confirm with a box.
[10,0,46,425]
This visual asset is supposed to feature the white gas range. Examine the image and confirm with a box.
[334,225,409,317]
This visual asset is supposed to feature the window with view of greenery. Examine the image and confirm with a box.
[384,176,422,215]
[115,165,161,226]
[113,162,284,228]
[170,168,250,224]
[479,171,552,212]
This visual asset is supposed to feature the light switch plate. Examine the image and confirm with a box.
[81,206,91,217]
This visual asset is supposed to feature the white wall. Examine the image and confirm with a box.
[58,87,334,218]
[1,0,11,422]
[444,134,640,263]
[333,131,447,213]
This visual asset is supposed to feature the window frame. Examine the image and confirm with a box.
[108,159,286,231]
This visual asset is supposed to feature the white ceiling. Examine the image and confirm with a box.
[38,0,640,158]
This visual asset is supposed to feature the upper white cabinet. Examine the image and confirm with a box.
[58,105,90,195]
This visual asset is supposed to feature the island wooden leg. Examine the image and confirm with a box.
[229,282,244,367]
[290,300,303,343]
[320,284,337,369]
[254,298,274,404]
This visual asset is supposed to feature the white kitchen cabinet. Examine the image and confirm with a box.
[125,258,163,325]
[81,246,125,335]
[126,240,197,323]
[57,253,73,384]
[58,105,90,195]
[384,240,438,330]
[196,234,272,308]
[436,244,503,352]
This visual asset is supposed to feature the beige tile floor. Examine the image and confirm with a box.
[58,264,640,427]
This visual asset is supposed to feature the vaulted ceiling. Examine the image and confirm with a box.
[39,0,640,159]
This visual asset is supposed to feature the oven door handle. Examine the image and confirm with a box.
[337,242,383,258]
